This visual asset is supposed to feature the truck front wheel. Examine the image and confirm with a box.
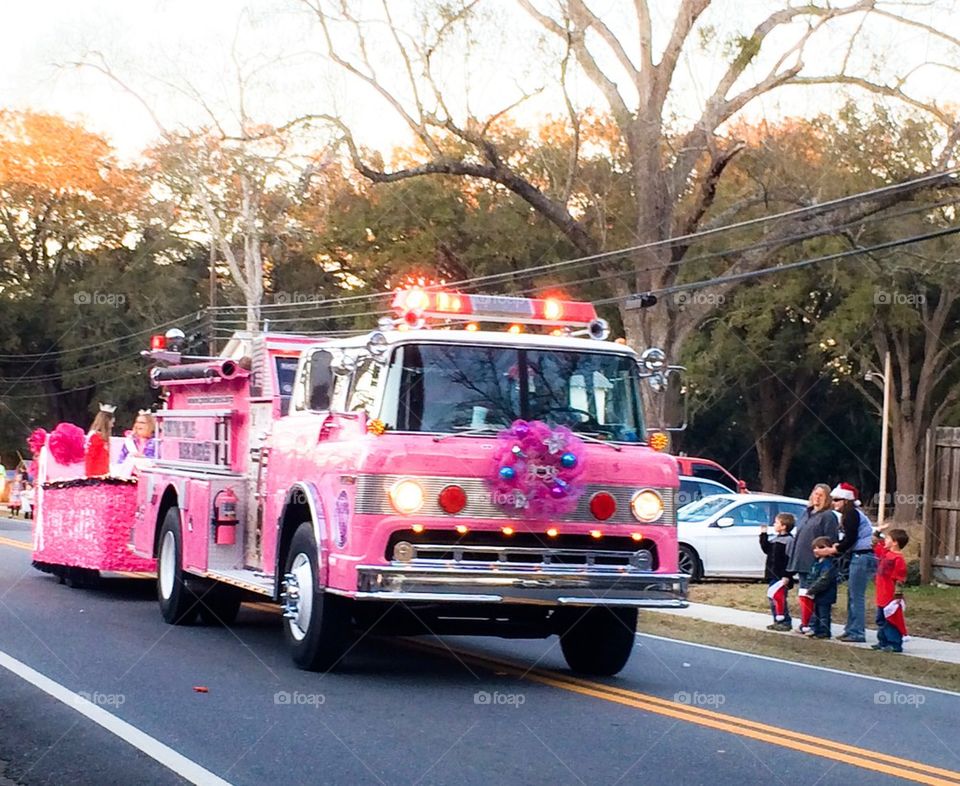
[282,522,351,671]
[157,508,198,625]
[559,607,637,676]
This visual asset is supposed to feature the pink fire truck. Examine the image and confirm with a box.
[132,289,687,676]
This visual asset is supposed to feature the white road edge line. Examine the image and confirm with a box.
[0,649,233,786]
[636,632,960,698]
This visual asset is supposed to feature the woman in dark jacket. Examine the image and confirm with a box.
[786,483,840,633]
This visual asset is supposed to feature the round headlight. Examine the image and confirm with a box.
[631,489,664,522]
[389,479,425,515]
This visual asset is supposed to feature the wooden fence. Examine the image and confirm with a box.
[922,427,960,584]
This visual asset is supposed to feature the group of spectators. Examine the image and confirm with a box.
[758,482,910,653]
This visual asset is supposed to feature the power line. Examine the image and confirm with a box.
[211,193,960,329]
[613,224,960,308]
[0,311,205,361]
[209,167,959,314]
[0,369,148,400]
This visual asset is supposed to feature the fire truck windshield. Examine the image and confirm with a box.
[383,343,644,442]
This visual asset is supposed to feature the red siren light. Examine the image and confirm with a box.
[390,286,598,329]
[150,335,166,351]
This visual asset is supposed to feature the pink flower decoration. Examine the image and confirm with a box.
[27,428,48,456]
[47,422,86,465]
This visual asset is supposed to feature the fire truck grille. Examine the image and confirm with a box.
[355,474,675,525]
[385,530,659,571]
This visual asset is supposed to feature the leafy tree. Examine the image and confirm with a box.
[302,0,960,368]
[0,111,208,458]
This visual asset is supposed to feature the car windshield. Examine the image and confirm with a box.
[678,496,734,522]
[382,342,644,441]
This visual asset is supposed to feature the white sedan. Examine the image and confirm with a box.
[677,493,808,581]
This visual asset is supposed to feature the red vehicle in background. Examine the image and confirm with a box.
[675,456,747,493]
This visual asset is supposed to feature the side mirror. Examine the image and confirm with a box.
[330,351,357,377]
[366,331,390,360]
[715,516,735,528]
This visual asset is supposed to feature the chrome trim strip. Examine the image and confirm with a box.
[352,565,687,607]
[355,474,675,524]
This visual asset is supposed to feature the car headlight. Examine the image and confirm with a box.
[631,489,664,522]
[388,479,425,515]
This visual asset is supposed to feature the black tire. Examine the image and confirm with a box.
[157,507,199,625]
[64,567,101,589]
[282,522,351,671]
[559,607,638,676]
[197,584,243,626]
[678,544,703,582]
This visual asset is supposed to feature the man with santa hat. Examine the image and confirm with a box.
[828,482,877,643]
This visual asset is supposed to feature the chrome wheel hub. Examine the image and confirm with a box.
[159,530,176,599]
[282,553,314,642]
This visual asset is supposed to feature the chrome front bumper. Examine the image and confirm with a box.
[349,564,688,607]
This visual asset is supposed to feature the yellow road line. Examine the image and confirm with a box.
[406,640,960,786]
[0,536,31,552]
[245,602,279,613]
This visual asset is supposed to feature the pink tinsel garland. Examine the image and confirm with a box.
[489,419,586,517]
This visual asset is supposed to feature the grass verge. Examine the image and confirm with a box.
[687,581,960,643]
[638,613,960,693]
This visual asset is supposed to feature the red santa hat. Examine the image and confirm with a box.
[830,482,859,501]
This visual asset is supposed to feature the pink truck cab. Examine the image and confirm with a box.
[132,290,687,676]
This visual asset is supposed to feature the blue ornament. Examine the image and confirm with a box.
[499,466,516,480]
[560,452,577,469]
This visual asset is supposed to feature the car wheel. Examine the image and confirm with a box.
[282,522,351,671]
[157,507,199,625]
[558,607,638,676]
[678,544,703,582]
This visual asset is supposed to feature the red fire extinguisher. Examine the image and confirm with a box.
[213,488,239,545]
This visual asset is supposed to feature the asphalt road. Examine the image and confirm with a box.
[2,514,959,786]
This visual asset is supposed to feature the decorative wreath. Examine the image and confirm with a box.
[489,419,586,517]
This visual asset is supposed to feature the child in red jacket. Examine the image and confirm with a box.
[872,528,909,653]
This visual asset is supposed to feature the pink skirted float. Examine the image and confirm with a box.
[30,424,156,587]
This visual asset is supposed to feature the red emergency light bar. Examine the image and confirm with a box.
[391,287,598,327]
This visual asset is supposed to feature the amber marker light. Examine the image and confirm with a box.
[631,532,644,542]
[466,322,479,331]
[590,529,603,539]
[411,524,425,534]
[546,528,559,538]
[508,324,522,334]
[455,524,468,535]
[502,526,515,536]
